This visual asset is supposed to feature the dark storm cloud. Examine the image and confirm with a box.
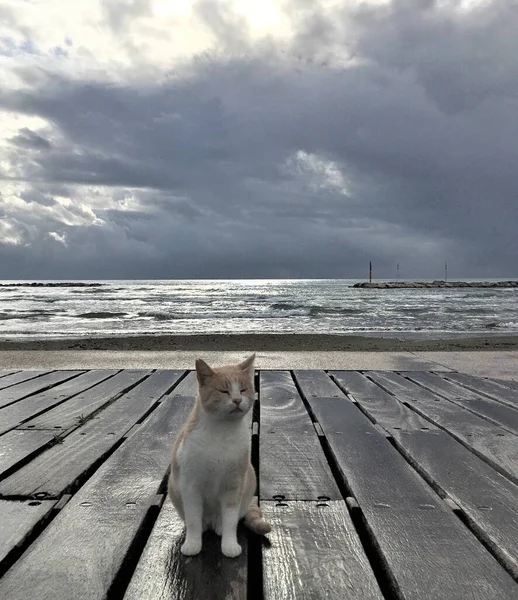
[9,127,52,150]
[19,189,57,206]
[1,0,517,278]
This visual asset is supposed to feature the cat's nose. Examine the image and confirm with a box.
[232,398,242,406]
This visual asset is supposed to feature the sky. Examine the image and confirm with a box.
[0,0,517,279]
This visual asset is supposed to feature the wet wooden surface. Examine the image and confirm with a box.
[0,368,517,598]
[124,501,249,600]
[368,371,518,485]
[262,501,383,600]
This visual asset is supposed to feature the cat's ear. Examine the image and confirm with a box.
[238,353,256,374]
[195,358,214,385]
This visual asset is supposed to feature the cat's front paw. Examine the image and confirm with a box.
[222,539,242,558]
[181,538,202,556]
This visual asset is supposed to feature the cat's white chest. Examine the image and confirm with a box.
[177,422,249,493]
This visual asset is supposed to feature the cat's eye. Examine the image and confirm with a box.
[240,388,247,393]
[218,389,229,394]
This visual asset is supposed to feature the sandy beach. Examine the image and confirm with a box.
[1,333,518,352]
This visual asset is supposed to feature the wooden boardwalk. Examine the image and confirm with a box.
[0,368,517,599]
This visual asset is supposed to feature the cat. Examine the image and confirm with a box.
[168,353,271,558]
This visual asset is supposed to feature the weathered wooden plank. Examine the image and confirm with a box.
[370,372,518,484]
[0,370,82,409]
[259,371,340,501]
[124,500,248,600]
[0,371,100,435]
[262,501,383,600]
[0,430,57,479]
[487,377,518,390]
[403,371,488,401]
[0,370,19,379]
[444,373,518,408]
[404,371,518,434]
[260,371,314,434]
[20,369,144,430]
[293,370,343,398]
[333,372,518,577]
[0,371,185,497]
[170,371,197,398]
[298,394,518,598]
[396,429,518,578]
[0,371,46,393]
[331,371,435,432]
[367,371,440,403]
[0,394,193,600]
[0,499,56,566]
[447,396,518,435]
[260,435,341,501]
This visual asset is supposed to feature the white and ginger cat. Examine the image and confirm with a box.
[168,354,271,558]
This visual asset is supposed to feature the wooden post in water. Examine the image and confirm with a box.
[445,261,448,282]
[369,261,372,283]
[397,263,400,281]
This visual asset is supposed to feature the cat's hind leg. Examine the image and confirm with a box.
[241,464,271,535]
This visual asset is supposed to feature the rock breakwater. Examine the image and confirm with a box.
[353,280,518,289]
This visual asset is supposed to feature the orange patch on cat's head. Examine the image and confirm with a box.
[195,354,255,417]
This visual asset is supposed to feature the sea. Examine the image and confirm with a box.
[0,279,517,340]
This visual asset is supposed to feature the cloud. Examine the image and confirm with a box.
[9,127,52,150]
[102,0,153,32]
[0,0,517,279]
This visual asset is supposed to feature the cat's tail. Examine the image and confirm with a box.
[244,502,271,535]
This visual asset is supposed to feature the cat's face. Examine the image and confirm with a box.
[195,354,255,420]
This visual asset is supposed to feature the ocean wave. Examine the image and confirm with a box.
[270,301,307,310]
[136,309,307,321]
[444,307,491,315]
[399,307,430,314]
[138,311,174,321]
[0,313,24,320]
[77,312,127,319]
[138,295,214,305]
[271,301,363,316]
[0,310,58,321]
[486,321,518,329]
[308,306,363,316]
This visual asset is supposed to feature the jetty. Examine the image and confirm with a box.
[353,280,518,289]
[0,283,103,288]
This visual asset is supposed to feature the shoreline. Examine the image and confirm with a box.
[1,333,518,352]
